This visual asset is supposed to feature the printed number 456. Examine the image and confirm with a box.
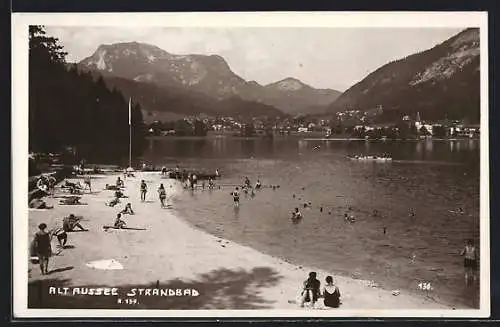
[418,282,433,291]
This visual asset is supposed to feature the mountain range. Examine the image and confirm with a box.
[326,28,480,123]
[78,42,341,118]
[77,28,480,123]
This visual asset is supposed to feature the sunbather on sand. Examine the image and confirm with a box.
[29,198,53,209]
[115,190,127,198]
[120,203,135,215]
[114,213,126,229]
[59,196,86,205]
[106,197,120,207]
[105,184,120,191]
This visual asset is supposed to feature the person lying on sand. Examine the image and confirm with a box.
[29,198,53,209]
[120,203,135,215]
[106,197,120,207]
[63,214,87,232]
[64,180,83,192]
[300,271,321,308]
[115,190,127,198]
[114,213,126,229]
[59,196,86,205]
[105,184,120,191]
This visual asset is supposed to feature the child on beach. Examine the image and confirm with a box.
[158,184,167,207]
[116,177,124,188]
[120,203,135,215]
[140,180,147,202]
[50,226,68,251]
[322,276,341,308]
[300,272,321,308]
[32,223,52,275]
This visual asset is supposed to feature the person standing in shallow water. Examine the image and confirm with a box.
[231,187,240,207]
[33,223,52,275]
[140,180,147,202]
[461,239,478,285]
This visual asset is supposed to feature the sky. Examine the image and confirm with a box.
[45,26,464,91]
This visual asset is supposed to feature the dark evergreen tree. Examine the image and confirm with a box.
[29,26,145,163]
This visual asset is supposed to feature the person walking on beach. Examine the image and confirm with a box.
[33,223,52,275]
[84,175,92,192]
[231,187,240,207]
[461,239,478,285]
[300,272,321,308]
[322,276,341,308]
[140,180,147,202]
[158,184,167,207]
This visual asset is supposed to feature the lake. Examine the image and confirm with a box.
[142,136,480,308]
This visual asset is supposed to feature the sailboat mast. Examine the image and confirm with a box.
[129,98,132,169]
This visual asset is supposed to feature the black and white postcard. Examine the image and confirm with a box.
[12,11,490,318]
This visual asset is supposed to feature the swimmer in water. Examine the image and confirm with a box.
[344,213,355,223]
[292,207,303,220]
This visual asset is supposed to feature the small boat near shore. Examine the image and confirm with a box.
[348,155,393,162]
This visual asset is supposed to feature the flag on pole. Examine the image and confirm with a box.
[128,98,132,125]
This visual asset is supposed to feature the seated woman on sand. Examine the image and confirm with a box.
[63,214,87,232]
[300,272,321,308]
[114,213,126,229]
[322,276,341,308]
[120,203,135,215]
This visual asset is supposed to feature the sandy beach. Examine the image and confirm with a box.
[27,171,452,311]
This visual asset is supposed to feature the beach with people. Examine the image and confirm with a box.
[27,170,455,310]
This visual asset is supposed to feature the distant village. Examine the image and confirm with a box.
[146,107,480,140]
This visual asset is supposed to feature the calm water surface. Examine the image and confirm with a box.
[143,137,480,308]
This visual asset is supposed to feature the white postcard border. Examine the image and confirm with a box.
[12,11,490,318]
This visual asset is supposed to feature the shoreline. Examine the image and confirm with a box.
[27,172,454,310]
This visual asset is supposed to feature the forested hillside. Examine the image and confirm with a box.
[29,26,145,162]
